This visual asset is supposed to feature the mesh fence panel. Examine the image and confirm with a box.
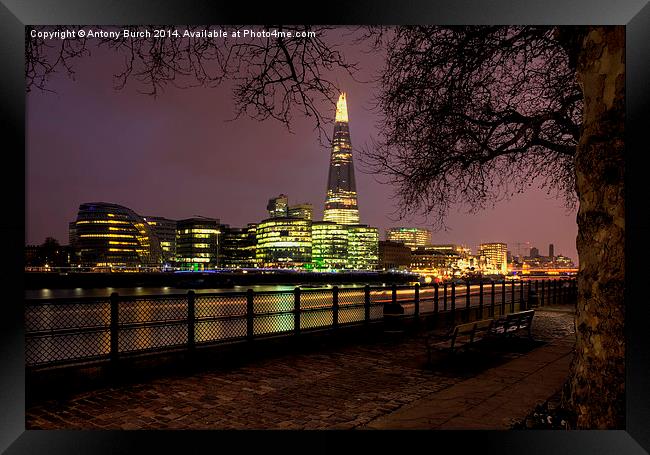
[26,300,110,332]
[338,305,365,324]
[118,295,188,353]
[194,293,248,343]
[299,290,333,310]
[195,293,247,318]
[338,289,365,306]
[369,289,389,320]
[195,318,246,344]
[25,299,111,366]
[418,287,437,314]
[253,292,294,314]
[119,295,188,324]
[26,329,110,366]
[253,293,294,335]
[301,308,334,330]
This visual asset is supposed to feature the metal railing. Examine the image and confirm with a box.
[25,278,577,369]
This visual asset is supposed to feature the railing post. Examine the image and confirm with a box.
[510,280,515,313]
[110,292,119,365]
[333,285,339,329]
[451,281,456,320]
[414,283,420,319]
[187,290,195,350]
[246,289,254,341]
[479,282,484,319]
[501,281,506,315]
[490,282,495,317]
[294,287,301,336]
[434,283,439,314]
[364,285,370,324]
[520,280,525,310]
[443,282,448,312]
[553,280,558,306]
[391,283,397,305]
[541,280,546,307]
[465,279,471,322]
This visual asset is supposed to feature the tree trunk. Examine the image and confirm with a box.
[566,26,625,429]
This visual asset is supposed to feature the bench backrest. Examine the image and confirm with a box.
[452,319,494,337]
[505,310,535,329]
[453,322,478,336]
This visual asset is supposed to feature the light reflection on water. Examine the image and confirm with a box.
[25,284,373,300]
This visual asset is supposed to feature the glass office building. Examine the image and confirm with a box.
[256,217,312,268]
[386,227,432,250]
[144,216,177,264]
[175,217,221,270]
[346,225,379,270]
[312,221,349,270]
[478,242,508,275]
[221,223,258,268]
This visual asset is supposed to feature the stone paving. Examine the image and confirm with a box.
[26,306,576,430]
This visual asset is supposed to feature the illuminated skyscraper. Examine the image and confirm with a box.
[323,93,360,225]
[267,194,288,218]
[144,216,177,264]
[256,217,312,268]
[176,217,221,270]
[386,227,432,250]
[346,225,379,270]
[288,203,313,220]
[312,221,348,270]
[479,242,508,275]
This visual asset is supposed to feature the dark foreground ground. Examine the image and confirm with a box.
[26,306,575,430]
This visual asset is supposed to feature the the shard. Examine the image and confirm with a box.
[323,93,360,225]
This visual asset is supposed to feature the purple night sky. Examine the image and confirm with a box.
[26,29,578,262]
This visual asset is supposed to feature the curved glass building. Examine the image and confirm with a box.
[73,202,163,267]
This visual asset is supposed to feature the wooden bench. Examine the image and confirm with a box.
[424,319,494,362]
[490,310,535,339]
[423,310,536,364]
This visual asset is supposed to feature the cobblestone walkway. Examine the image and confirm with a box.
[26,307,575,430]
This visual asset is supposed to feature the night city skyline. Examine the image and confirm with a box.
[19,19,634,435]
[26,30,578,262]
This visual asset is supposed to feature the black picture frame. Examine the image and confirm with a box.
[2,0,649,453]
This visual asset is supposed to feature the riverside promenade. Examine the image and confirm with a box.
[26,306,575,430]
